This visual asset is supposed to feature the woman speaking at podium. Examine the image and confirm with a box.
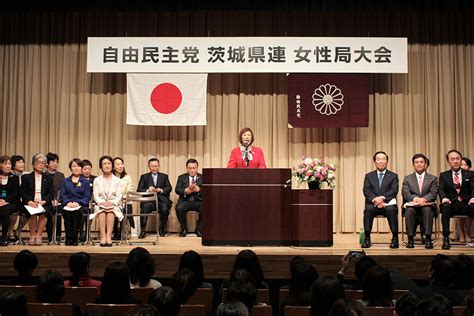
[227,127,267,168]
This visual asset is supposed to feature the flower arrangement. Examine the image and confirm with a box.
[292,157,337,189]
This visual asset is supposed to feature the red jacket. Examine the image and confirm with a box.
[227,146,267,168]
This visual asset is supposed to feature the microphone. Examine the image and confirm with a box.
[243,139,250,147]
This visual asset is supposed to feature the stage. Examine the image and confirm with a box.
[0,233,473,281]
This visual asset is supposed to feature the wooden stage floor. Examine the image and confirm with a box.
[1,233,473,280]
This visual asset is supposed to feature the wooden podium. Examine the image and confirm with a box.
[291,189,333,246]
[201,168,292,246]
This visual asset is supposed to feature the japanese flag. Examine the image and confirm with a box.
[127,73,207,126]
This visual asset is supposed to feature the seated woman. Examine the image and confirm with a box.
[8,250,39,285]
[310,276,345,316]
[178,250,212,289]
[227,127,266,168]
[9,155,27,241]
[95,261,140,304]
[360,266,395,307]
[126,247,161,289]
[91,156,123,247]
[0,155,21,246]
[112,157,134,240]
[60,158,91,246]
[20,154,54,245]
[36,270,81,316]
[64,252,101,288]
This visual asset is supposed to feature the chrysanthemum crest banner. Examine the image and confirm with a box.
[87,37,407,73]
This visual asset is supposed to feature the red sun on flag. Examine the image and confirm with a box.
[150,82,183,114]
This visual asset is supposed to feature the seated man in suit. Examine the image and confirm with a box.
[137,158,172,237]
[401,153,438,249]
[175,158,203,237]
[362,151,399,249]
[439,149,474,250]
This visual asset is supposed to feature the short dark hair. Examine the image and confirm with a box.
[178,250,205,288]
[36,270,65,303]
[0,290,28,316]
[10,155,24,169]
[148,158,159,165]
[68,252,91,286]
[126,247,155,288]
[99,155,114,170]
[445,149,462,161]
[14,250,38,276]
[373,151,388,162]
[68,158,83,170]
[226,279,257,312]
[411,153,429,166]
[186,158,198,166]
[462,157,472,168]
[354,255,377,283]
[395,293,421,316]
[238,127,254,146]
[416,294,452,316]
[430,254,456,287]
[82,159,93,168]
[100,261,131,304]
[310,276,345,316]
[148,286,180,316]
[233,250,265,289]
[46,153,59,163]
[362,266,393,307]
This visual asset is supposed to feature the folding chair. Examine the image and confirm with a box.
[401,206,439,245]
[63,287,99,309]
[121,191,159,245]
[0,285,38,303]
[51,191,61,245]
[251,305,272,316]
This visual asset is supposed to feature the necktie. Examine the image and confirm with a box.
[378,173,384,188]
[152,174,157,186]
[418,175,423,194]
[191,176,195,184]
[454,172,461,194]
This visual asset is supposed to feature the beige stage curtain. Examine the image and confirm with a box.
[1,9,473,233]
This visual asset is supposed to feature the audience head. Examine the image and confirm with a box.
[10,155,25,173]
[185,158,199,176]
[170,268,198,304]
[445,149,462,170]
[98,155,114,174]
[68,252,91,286]
[148,286,181,316]
[0,290,28,316]
[395,292,420,316]
[429,254,456,287]
[233,250,264,288]
[113,156,127,178]
[36,270,65,303]
[127,247,156,288]
[354,255,377,284]
[461,157,472,170]
[225,279,257,312]
[327,299,365,316]
[14,249,38,276]
[100,261,131,303]
[148,158,160,174]
[289,255,305,276]
[372,151,389,171]
[217,301,250,316]
[46,152,60,171]
[31,153,47,173]
[310,275,345,316]
[289,261,319,304]
[238,127,254,146]
[178,250,205,287]
[128,304,158,316]
[0,155,11,175]
[362,266,393,307]
[416,294,452,316]
[82,159,93,178]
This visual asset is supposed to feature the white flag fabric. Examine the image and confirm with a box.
[127,73,207,126]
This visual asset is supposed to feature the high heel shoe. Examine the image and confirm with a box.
[100,242,107,247]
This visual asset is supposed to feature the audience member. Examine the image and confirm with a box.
[416,293,453,316]
[453,254,474,290]
[310,275,345,316]
[0,290,28,316]
[178,250,212,288]
[148,286,181,316]
[327,299,365,316]
[232,250,267,289]
[217,301,250,316]
[360,266,394,307]
[95,261,140,304]
[127,247,161,289]
[225,279,257,313]
[64,252,101,288]
[169,268,198,304]
[394,292,420,316]
[36,269,65,303]
[9,249,38,285]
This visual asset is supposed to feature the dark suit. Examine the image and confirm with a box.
[363,169,399,235]
[0,174,21,241]
[402,172,438,237]
[137,172,172,231]
[175,173,202,232]
[439,169,474,236]
[20,172,55,240]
